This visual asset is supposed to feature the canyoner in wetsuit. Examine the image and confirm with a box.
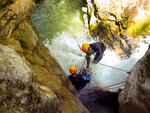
[81,41,107,68]
[68,65,91,91]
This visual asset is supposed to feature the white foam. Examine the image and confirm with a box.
[45,32,150,91]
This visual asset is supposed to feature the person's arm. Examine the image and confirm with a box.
[86,48,94,68]
[81,74,91,82]
[93,44,102,63]
[86,55,90,68]
[77,74,91,91]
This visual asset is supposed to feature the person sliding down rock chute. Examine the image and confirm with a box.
[68,65,91,92]
[81,41,107,68]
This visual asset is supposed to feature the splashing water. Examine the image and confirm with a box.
[45,32,150,92]
[31,0,84,41]
[31,0,150,92]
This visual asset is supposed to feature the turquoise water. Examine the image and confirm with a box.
[31,0,85,41]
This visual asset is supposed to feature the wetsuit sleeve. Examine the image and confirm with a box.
[82,75,91,81]
[86,74,91,81]
[93,44,102,63]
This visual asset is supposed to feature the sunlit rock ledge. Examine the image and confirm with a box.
[83,0,150,57]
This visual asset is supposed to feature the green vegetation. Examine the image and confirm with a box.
[127,16,150,38]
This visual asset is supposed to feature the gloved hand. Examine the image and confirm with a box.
[85,54,89,59]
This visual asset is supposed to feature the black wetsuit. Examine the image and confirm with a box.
[68,72,91,91]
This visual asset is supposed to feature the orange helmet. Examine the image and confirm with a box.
[69,65,77,74]
[82,43,90,53]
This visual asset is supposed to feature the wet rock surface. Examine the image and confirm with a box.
[0,44,32,84]
[0,44,61,113]
[0,0,150,113]
[119,45,150,113]
[0,0,89,112]
[0,0,35,39]
[83,0,150,57]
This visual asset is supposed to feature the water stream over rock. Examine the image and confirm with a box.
[31,0,150,92]
[31,0,150,113]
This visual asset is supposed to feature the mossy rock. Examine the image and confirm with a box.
[25,53,43,65]
[127,16,150,38]
[12,19,39,49]
[0,38,23,55]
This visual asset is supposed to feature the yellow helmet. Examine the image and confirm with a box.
[82,43,90,53]
[69,65,77,74]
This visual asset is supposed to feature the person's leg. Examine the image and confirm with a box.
[79,81,88,91]
[86,56,91,68]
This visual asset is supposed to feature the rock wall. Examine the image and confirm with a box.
[0,0,34,39]
[0,44,32,83]
[0,44,61,113]
[82,0,150,57]
[0,0,89,113]
[119,45,150,113]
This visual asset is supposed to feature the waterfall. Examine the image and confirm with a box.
[44,32,150,91]
[31,0,150,91]
[31,0,84,40]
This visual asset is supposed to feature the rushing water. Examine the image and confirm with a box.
[44,33,150,91]
[31,0,150,91]
[31,0,84,40]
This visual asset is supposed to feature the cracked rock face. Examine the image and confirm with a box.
[119,45,150,113]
